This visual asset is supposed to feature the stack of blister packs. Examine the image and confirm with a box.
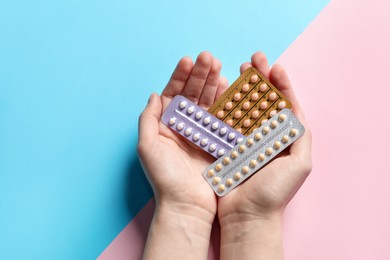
[161,67,304,196]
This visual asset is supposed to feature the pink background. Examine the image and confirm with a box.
[99,0,390,258]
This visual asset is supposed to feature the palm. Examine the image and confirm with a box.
[138,52,226,217]
[218,52,312,220]
[218,155,298,218]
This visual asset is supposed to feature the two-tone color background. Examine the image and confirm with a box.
[1,0,390,259]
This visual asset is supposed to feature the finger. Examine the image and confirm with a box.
[268,63,303,117]
[251,51,271,77]
[198,58,222,108]
[161,57,193,99]
[138,93,163,146]
[215,76,229,101]
[240,62,252,74]
[181,51,213,103]
[268,64,312,166]
[289,120,312,166]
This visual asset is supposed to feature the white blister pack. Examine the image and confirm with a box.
[203,108,305,196]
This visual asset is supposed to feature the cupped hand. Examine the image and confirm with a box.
[137,51,228,223]
[218,52,313,225]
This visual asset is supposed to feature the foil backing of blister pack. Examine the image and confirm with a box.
[161,95,245,158]
[203,109,304,196]
[208,67,292,135]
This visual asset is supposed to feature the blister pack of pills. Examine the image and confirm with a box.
[203,109,304,196]
[161,95,245,158]
[208,67,291,135]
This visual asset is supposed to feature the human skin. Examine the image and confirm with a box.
[137,51,312,260]
[218,53,312,260]
[138,51,227,260]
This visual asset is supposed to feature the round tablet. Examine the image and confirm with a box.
[226,119,233,126]
[168,117,176,125]
[230,151,238,159]
[234,110,242,119]
[193,133,200,141]
[254,133,262,141]
[234,93,241,101]
[247,138,254,146]
[187,106,195,114]
[243,119,251,128]
[176,122,184,130]
[234,172,241,180]
[215,163,222,171]
[270,120,278,129]
[201,138,208,146]
[278,114,286,122]
[265,147,273,156]
[242,83,250,92]
[261,119,268,125]
[239,145,246,153]
[278,101,286,109]
[260,101,268,110]
[195,111,203,119]
[242,101,251,110]
[242,166,249,174]
[273,141,281,149]
[228,133,236,140]
[185,128,192,136]
[223,157,230,165]
[212,177,221,185]
[226,178,233,187]
[262,126,270,135]
[203,117,211,125]
[251,93,259,101]
[217,149,225,157]
[269,110,277,117]
[269,92,277,101]
[290,128,298,137]
[236,137,244,144]
[250,75,259,83]
[216,110,224,119]
[249,159,257,168]
[218,184,226,192]
[209,143,216,152]
[195,111,203,120]
[225,102,233,110]
[207,169,214,177]
[236,128,242,133]
[282,135,289,143]
[259,83,268,92]
[219,127,227,135]
[258,153,265,161]
[211,122,219,130]
[252,110,260,119]
[179,101,187,109]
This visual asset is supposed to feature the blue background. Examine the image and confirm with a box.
[0,0,329,258]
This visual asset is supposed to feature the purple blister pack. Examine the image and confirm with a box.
[161,95,245,158]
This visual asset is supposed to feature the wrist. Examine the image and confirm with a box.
[156,199,215,234]
[142,201,214,260]
[219,212,284,260]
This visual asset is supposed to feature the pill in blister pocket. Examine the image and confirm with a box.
[203,109,305,196]
[207,67,292,136]
[161,95,245,158]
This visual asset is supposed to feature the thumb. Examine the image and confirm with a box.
[138,93,162,146]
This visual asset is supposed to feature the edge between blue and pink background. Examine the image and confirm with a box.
[0,1,329,258]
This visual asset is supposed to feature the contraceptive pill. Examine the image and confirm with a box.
[161,95,245,158]
[207,67,292,136]
[203,109,304,196]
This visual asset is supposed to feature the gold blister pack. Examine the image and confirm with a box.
[208,67,291,135]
